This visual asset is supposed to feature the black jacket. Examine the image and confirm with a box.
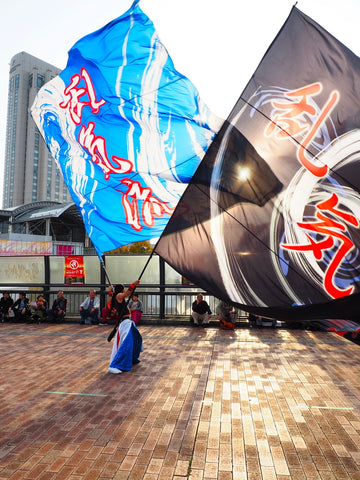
[51,297,67,312]
[192,300,212,315]
[12,297,30,313]
[0,296,13,313]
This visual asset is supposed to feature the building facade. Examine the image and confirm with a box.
[0,201,90,255]
[3,52,72,208]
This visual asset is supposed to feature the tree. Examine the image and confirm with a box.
[106,240,153,255]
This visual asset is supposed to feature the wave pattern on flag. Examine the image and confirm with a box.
[31,0,221,256]
[155,7,360,321]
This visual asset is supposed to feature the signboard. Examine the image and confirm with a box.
[64,256,85,284]
[0,239,52,256]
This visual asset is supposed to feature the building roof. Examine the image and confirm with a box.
[0,202,82,223]
[14,203,81,223]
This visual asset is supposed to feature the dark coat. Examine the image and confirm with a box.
[192,300,212,315]
[0,296,13,313]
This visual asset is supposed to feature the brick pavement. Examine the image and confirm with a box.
[0,323,359,480]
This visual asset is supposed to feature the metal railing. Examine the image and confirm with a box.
[3,284,249,320]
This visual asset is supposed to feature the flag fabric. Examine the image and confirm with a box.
[155,7,360,321]
[31,0,221,257]
[109,318,142,372]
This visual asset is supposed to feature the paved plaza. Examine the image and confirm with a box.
[0,322,360,480]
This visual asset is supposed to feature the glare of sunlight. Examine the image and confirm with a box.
[238,167,250,181]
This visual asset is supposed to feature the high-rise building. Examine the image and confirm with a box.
[3,52,72,208]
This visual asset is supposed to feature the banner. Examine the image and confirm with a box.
[0,239,52,256]
[31,0,221,257]
[156,7,360,320]
[64,256,85,284]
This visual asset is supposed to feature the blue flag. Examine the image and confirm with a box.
[31,0,221,256]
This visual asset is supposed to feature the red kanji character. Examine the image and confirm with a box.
[121,179,174,231]
[281,193,358,298]
[265,83,339,177]
[79,122,132,179]
[60,68,105,124]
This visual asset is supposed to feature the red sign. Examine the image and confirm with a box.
[64,256,85,284]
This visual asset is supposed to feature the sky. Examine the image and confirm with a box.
[0,0,359,206]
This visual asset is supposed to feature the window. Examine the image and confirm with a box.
[37,74,45,89]
[32,133,40,201]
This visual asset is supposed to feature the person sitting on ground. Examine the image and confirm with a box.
[128,293,143,325]
[47,290,67,322]
[216,300,236,330]
[0,291,13,322]
[79,289,100,325]
[11,292,31,322]
[31,294,47,323]
[99,285,119,325]
[192,294,212,327]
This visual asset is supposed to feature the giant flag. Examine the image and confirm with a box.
[155,7,360,321]
[31,0,221,257]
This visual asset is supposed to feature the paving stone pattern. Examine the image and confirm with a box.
[0,323,360,479]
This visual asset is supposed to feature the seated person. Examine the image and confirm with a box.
[216,300,236,330]
[31,294,47,322]
[0,291,13,322]
[11,292,31,322]
[192,294,212,327]
[249,314,277,328]
[79,289,100,325]
[100,285,118,325]
[47,290,67,322]
[128,293,143,324]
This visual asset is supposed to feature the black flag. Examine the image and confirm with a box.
[155,7,360,321]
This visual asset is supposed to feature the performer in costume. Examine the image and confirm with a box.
[108,280,142,374]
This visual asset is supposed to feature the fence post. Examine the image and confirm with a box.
[159,256,165,318]
[100,256,106,310]
[44,255,50,303]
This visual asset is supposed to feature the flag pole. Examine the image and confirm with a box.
[100,257,112,285]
